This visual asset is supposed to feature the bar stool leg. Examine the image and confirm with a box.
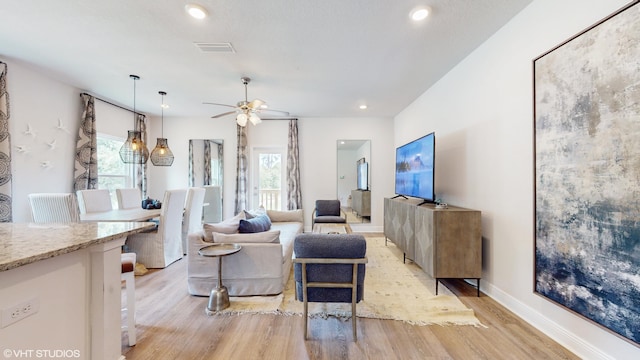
[121,253,137,346]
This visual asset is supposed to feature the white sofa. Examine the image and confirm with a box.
[187,209,303,296]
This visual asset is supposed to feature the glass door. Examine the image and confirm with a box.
[251,147,285,210]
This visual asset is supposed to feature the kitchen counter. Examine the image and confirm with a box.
[0,221,155,360]
[0,222,155,271]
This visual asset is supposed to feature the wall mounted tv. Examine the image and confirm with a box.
[357,162,369,191]
[394,132,435,204]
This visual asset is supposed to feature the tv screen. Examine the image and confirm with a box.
[357,162,368,190]
[395,132,435,202]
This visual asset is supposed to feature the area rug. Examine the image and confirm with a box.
[216,237,483,327]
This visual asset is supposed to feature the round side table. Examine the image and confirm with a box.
[198,243,242,314]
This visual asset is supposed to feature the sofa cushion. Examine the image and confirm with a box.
[267,209,304,223]
[213,230,280,244]
[203,212,246,241]
[239,214,272,233]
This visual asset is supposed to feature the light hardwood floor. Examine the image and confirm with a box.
[122,234,578,360]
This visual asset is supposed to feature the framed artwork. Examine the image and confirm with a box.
[534,1,640,346]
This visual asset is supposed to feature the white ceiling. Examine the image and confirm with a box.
[0,0,531,119]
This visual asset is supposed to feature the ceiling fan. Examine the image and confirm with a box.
[204,77,290,126]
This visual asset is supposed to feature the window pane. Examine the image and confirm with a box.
[259,153,282,210]
[97,134,131,206]
[97,136,128,176]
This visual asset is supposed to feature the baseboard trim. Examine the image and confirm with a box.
[482,282,615,360]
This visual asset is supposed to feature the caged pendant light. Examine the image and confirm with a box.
[150,91,174,166]
[119,74,150,164]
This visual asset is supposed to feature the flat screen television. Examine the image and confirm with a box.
[357,162,369,191]
[394,132,435,204]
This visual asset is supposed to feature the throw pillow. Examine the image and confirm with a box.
[266,209,303,223]
[238,214,272,233]
[203,212,246,241]
[213,230,280,244]
[244,206,266,219]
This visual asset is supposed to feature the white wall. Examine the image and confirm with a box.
[394,0,638,359]
[6,60,82,222]
[298,117,393,232]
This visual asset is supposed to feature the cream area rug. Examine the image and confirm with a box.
[215,237,483,327]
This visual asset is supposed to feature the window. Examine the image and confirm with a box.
[252,148,285,210]
[97,134,132,204]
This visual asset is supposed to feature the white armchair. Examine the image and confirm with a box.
[28,193,80,223]
[116,188,142,210]
[182,187,205,254]
[76,189,112,214]
[126,189,187,268]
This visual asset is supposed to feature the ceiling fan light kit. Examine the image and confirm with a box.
[119,74,150,164]
[205,77,290,127]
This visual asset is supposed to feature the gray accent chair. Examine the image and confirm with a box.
[293,233,367,340]
[311,199,347,227]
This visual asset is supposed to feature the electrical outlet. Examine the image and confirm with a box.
[1,297,39,328]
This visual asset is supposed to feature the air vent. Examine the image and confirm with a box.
[194,42,235,53]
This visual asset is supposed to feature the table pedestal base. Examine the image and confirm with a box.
[206,286,230,314]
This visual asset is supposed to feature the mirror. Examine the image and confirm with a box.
[189,139,223,223]
[337,140,371,224]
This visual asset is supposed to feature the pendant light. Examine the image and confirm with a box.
[119,74,150,164]
[150,91,175,166]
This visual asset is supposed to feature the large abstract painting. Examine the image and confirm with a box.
[534,1,640,345]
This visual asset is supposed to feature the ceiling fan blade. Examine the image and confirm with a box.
[211,111,237,119]
[203,102,238,109]
[247,99,265,109]
[260,108,290,115]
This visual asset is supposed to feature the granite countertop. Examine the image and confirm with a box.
[0,222,155,272]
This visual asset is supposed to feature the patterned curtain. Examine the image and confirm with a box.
[286,119,302,209]
[134,114,148,198]
[188,140,194,187]
[0,62,12,222]
[234,124,248,214]
[73,94,98,191]
[217,140,223,191]
[204,140,211,185]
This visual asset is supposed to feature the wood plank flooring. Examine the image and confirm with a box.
[122,234,578,360]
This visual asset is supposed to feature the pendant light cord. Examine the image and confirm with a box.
[159,91,167,138]
[130,74,140,131]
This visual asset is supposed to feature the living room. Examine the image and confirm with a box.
[1,0,639,359]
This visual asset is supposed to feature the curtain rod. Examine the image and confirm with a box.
[80,92,144,116]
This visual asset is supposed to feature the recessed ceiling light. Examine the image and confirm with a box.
[410,6,431,21]
[359,105,368,110]
[185,4,208,19]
